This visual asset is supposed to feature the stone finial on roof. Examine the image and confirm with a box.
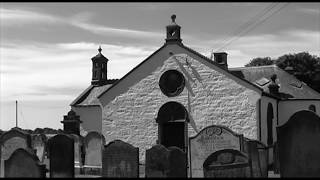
[171,14,176,23]
[165,14,182,44]
[98,46,102,53]
[268,74,280,95]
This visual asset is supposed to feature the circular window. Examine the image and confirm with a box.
[159,70,185,97]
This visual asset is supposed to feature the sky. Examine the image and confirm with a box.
[1,2,320,131]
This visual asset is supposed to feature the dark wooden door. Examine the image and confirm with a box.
[160,122,185,150]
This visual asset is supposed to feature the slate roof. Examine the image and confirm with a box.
[70,80,116,107]
[229,65,320,99]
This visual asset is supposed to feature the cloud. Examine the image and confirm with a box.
[0,7,162,39]
[297,7,320,15]
[0,8,61,26]
[0,41,157,101]
[187,29,320,68]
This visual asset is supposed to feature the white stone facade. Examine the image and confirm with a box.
[100,50,260,162]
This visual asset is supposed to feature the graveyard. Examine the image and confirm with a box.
[1,12,320,178]
[1,109,320,177]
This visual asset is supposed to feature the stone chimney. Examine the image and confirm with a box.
[61,109,82,135]
[268,74,280,96]
[213,52,228,70]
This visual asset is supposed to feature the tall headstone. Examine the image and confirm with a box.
[48,134,74,178]
[4,148,46,177]
[102,140,139,177]
[189,125,244,177]
[145,144,187,178]
[203,149,251,177]
[0,129,32,177]
[69,134,83,167]
[277,110,320,177]
[83,131,105,175]
[247,140,268,177]
[167,146,187,177]
[31,134,47,162]
[145,144,170,178]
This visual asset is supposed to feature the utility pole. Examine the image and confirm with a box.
[15,100,18,127]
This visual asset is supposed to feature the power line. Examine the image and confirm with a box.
[213,3,278,53]
[214,3,289,52]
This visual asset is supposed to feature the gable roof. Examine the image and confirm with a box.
[97,42,264,106]
[229,65,320,99]
[70,80,117,107]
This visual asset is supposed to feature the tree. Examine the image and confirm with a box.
[276,52,320,93]
[245,57,274,67]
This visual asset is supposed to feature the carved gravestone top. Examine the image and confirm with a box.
[277,110,320,177]
[84,131,105,167]
[203,149,250,178]
[48,134,74,178]
[102,140,139,177]
[189,125,244,177]
[4,148,46,177]
[0,129,32,161]
[31,134,47,162]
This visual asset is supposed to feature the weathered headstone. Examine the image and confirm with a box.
[145,144,170,178]
[203,149,251,177]
[31,134,47,162]
[247,140,268,177]
[189,125,244,177]
[69,134,83,167]
[0,129,32,177]
[83,131,105,175]
[4,148,46,177]
[145,144,187,178]
[277,110,320,177]
[167,146,187,177]
[48,134,74,178]
[273,141,280,174]
[102,140,139,177]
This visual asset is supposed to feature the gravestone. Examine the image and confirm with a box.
[83,131,105,175]
[145,144,170,178]
[247,140,268,177]
[203,149,251,177]
[48,134,74,178]
[277,110,320,177]
[145,144,187,178]
[69,134,83,168]
[167,146,187,177]
[189,125,244,177]
[102,140,139,177]
[31,134,47,162]
[0,129,32,177]
[4,148,46,177]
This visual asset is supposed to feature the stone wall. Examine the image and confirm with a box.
[101,53,259,163]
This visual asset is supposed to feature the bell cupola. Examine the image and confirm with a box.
[165,14,182,44]
[91,46,109,86]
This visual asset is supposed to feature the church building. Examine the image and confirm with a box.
[69,15,320,162]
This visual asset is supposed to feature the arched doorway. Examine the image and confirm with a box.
[156,101,189,151]
[267,103,274,146]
